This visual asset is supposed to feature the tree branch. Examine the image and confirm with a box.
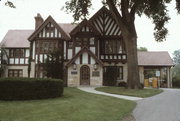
[106,0,128,33]
[130,1,141,21]
[121,0,130,22]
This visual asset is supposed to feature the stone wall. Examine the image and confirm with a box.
[67,64,103,87]
[139,66,144,84]
[5,65,29,77]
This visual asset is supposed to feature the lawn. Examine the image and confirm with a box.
[95,86,163,98]
[0,88,135,121]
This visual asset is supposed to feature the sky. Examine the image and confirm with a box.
[0,0,180,57]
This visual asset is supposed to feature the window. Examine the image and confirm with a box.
[38,41,58,53]
[90,37,95,45]
[46,26,54,33]
[104,39,124,54]
[8,69,23,77]
[10,49,24,57]
[68,41,73,48]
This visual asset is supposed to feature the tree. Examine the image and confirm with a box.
[0,0,16,8]
[64,0,180,89]
[173,49,180,65]
[0,45,8,77]
[44,49,64,79]
[138,47,148,51]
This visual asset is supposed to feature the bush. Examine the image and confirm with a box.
[0,78,64,100]
[118,81,127,87]
[173,76,180,88]
[140,83,144,89]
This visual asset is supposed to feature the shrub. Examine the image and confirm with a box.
[0,78,63,100]
[140,83,144,89]
[173,76,180,88]
[118,81,127,87]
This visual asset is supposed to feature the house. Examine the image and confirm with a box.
[0,7,174,87]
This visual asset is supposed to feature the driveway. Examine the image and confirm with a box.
[133,88,180,121]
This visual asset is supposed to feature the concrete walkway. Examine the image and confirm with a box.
[133,88,180,121]
[78,86,143,101]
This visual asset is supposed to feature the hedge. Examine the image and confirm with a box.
[173,77,180,88]
[0,78,64,100]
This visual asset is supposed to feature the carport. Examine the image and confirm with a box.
[138,51,174,88]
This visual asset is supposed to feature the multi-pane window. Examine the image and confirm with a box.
[8,69,23,77]
[104,39,124,54]
[9,49,24,57]
[75,37,95,47]
[37,41,58,53]
[68,41,73,48]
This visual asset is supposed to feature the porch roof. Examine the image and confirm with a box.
[138,51,174,67]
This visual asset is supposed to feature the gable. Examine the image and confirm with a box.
[70,19,101,36]
[89,7,121,36]
[28,16,70,41]
[67,47,103,67]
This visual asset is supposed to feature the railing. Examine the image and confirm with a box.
[100,54,127,62]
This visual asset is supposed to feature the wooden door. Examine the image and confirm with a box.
[80,65,90,85]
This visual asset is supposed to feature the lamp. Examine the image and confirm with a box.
[73,63,77,70]
[94,63,98,70]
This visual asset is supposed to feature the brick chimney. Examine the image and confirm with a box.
[34,13,44,29]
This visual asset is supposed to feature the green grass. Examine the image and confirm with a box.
[0,88,135,121]
[95,87,163,98]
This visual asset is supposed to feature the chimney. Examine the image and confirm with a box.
[34,13,44,29]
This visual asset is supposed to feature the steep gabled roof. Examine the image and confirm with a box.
[59,23,77,38]
[1,30,33,48]
[89,6,121,36]
[66,47,103,67]
[70,19,101,36]
[89,6,112,22]
[28,16,70,41]
[138,51,174,66]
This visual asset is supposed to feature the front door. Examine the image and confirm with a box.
[103,66,118,86]
[80,65,90,85]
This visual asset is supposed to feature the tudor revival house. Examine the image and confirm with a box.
[0,7,174,87]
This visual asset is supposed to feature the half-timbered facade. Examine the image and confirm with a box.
[0,7,174,87]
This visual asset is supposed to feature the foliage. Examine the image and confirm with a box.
[64,0,180,42]
[172,50,180,87]
[173,49,180,65]
[0,0,16,8]
[0,78,64,100]
[0,45,8,77]
[0,88,135,121]
[5,0,15,8]
[96,86,163,98]
[172,65,180,87]
[137,47,148,51]
[64,0,180,89]
[172,77,180,88]
[118,81,127,87]
[44,49,63,79]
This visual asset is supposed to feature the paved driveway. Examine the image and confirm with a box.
[133,88,180,121]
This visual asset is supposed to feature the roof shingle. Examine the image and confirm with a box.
[1,30,34,48]
[138,51,174,66]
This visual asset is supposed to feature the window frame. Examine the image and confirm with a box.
[8,69,23,77]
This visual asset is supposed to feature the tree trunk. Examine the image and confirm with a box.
[123,33,142,89]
